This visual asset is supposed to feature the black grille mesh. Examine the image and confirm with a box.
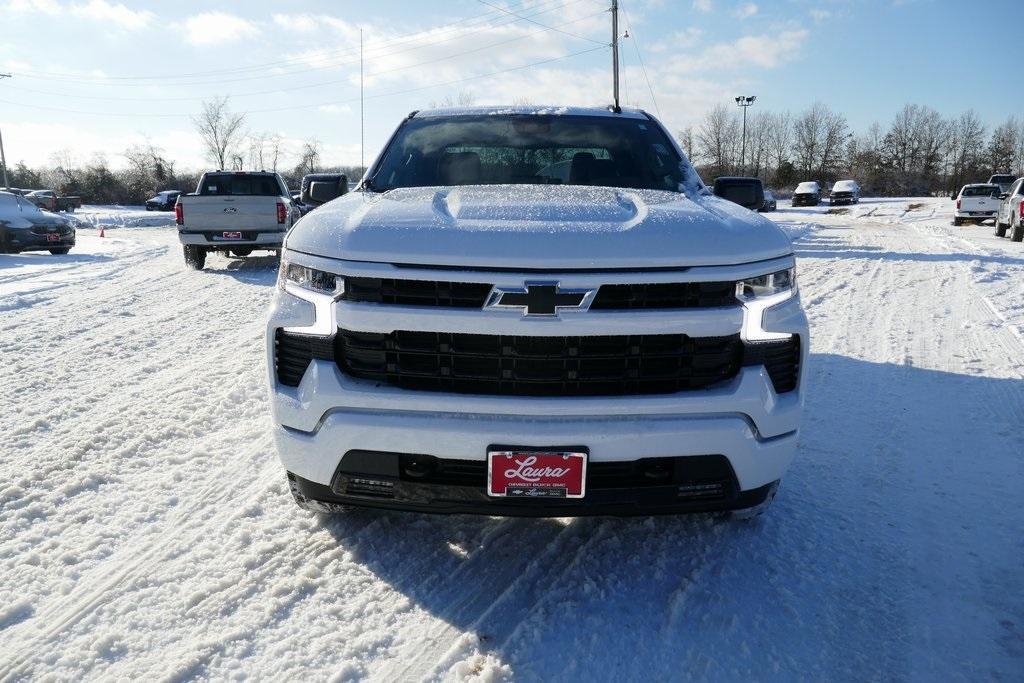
[339,277,738,310]
[336,329,744,396]
[741,336,800,393]
[274,330,333,387]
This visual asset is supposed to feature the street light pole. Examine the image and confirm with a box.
[0,73,10,189]
[734,95,755,174]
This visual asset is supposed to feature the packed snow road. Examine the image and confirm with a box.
[1,200,1022,681]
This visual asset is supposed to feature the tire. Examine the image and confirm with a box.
[49,247,71,255]
[183,245,206,270]
[953,217,962,227]
[1011,220,1024,242]
[995,216,1008,237]
[146,206,153,211]
[231,248,253,257]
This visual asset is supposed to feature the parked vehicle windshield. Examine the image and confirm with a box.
[962,185,999,197]
[370,114,686,192]
[199,174,281,196]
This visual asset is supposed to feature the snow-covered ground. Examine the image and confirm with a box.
[1,198,1022,681]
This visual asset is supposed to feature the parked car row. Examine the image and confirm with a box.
[0,187,81,212]
[712,177,858,212]
[0,190,76,254]
[994,177,1024,242]
[951,173,1024,241]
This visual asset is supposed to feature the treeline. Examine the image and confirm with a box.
[4,145,365,205]
[679,103,1024,196]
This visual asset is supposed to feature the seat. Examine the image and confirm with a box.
[437,152,482,186]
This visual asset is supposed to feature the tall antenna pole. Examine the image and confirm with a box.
[611,0,620,112]
[360,28,365,175]
[0,73,10,188]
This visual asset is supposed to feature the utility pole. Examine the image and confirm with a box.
[735,95,755,173]
[360,28,365,176]
[611,0,620,112]
[0,73,10,189]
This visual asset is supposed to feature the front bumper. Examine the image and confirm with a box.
[267,256,809,516]
[178,230,285,249]
[3,230,75,252]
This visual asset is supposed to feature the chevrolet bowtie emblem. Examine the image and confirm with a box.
[485,282,594,316]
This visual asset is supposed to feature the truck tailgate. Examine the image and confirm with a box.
[962,197,999,213]
[182,196,282,231]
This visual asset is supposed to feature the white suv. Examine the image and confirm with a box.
[266,106,809,518]
[995,177,1024,241]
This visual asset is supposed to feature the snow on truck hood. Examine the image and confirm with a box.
[285,185,793,270]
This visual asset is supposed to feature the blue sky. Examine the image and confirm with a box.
[0,0,1021,169]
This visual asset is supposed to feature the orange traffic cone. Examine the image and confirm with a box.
[99,226,105,238]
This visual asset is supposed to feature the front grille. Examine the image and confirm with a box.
[30,226,59,235]
[274,330,334,386]
[590,281,737,309]
[742,336,800,393]
[339,277,738,310]
[336,329,743,396]
[392,453,736,496]
[342,277,492,308]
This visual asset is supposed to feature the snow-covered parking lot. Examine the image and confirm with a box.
[1,198,1022,680]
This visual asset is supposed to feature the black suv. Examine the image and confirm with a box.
[713,177,765,211]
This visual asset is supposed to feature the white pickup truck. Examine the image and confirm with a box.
[175,171,300,270]
[953,183,1001,226]
[266,106,809,520]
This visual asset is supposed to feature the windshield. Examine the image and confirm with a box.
[962,185,999,197]
[199,174,281,196]
[370,114,686,192]
[990,175,1015,184]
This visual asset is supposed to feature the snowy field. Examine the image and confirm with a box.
[1,198,1022,680]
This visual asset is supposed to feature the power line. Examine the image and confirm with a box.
[3,10,607,103]
[0,45,609,119]
[474,0,607,46]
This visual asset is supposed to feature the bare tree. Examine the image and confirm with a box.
[677,125,698,163]
[698,104,740,176]
[793,103,848,178]
[765,112,793,172]
[296,138,322,176]
[987,117,1019,175]
[193,97,247,169]
[247,132,267,170]
[268,133,286,172]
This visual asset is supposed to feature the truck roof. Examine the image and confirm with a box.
[412,105,651,120]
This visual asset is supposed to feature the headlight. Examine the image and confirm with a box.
[736,267,795,302]
[280,261,344,297]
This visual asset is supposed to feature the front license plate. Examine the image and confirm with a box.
[45,233,60,242]
[487,450,587,498]
[221,231,243,240]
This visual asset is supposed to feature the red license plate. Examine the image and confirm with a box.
[46,233,60,242]
[222,231,242,239]
[487,450,587,498]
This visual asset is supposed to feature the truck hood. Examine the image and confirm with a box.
[286,185,793,269]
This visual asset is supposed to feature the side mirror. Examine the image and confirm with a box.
[1000,193,1009,200]
[308,181,343,205]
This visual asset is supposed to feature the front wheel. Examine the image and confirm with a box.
[953,217,962,226]
[231,248,253,257]
[183,245,206,270]
[994,217,1007,237]
[49,247,71,255]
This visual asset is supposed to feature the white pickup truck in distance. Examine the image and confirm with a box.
[953,184,1001,226]
[994,176,1024,241]
[266,106,809,520]
[176,171,300,270]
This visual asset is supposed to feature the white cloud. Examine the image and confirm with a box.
[4,0,153,29]
[733,3,758,19]
[693,30,808,70]
[692,0,713,12]
[183,12,261,46]
[810,9,832,22]
[70,0,152,29]
[650,27,704,53]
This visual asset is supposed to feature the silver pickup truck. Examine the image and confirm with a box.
[175,171,300,270]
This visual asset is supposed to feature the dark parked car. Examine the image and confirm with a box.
[759,189,777,212]
[0,191,75,254]
[712,176,765,211]
[792,181,822,207]
[146,190,182,211]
